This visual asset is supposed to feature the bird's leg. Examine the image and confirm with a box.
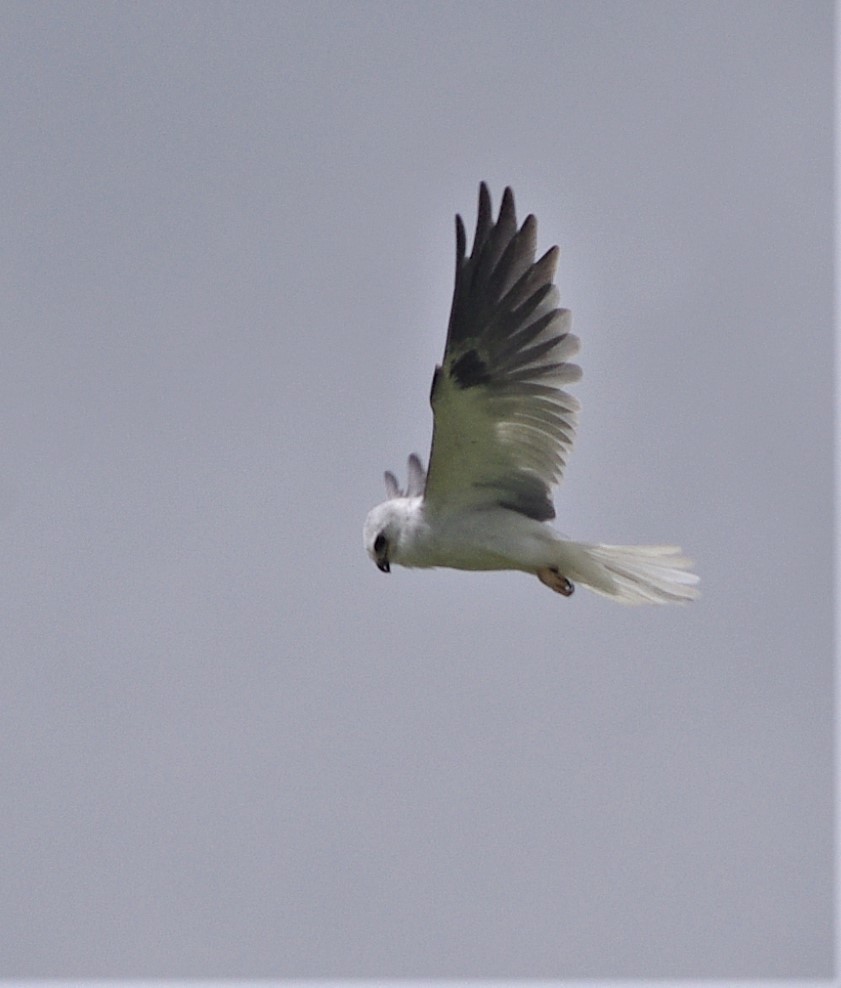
[537,567,575,596]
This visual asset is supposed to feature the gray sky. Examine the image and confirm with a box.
[0,0,833,978]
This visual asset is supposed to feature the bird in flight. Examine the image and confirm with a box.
[363,184,698,603]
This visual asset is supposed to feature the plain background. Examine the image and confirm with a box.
[0,0,834,978]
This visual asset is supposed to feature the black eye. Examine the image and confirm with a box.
[374,533,387,554]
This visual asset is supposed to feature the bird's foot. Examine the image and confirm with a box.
[537,567,575,597]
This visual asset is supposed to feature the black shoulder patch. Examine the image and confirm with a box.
[498,496,555,522]
[451,349,491,388]
[488,472,556,521]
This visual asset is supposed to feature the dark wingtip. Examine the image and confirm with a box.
[454,214,466,260]
[539,244,560,279]
[499,186,516,223]
[474,183,493,253]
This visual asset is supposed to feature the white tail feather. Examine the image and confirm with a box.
[556,541,700,604]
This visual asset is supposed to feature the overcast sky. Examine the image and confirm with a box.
[0,0,834,979]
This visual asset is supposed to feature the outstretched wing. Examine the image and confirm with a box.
[424,183,581,521]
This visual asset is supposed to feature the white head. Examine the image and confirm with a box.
[364,455,428,574]
[363,499,410,574]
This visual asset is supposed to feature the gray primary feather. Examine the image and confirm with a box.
[383,471,400,499]
[423,183,581,521]
[406,453,426,496]
[384,455,427,498]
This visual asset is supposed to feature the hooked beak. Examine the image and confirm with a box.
[377,560,390,574]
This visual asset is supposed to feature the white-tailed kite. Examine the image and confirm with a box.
[363,184,699,603]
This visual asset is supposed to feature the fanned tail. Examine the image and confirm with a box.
[554,541,700,604]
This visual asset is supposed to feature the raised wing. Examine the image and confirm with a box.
[384,453,426,499]
[424,183,581,520]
